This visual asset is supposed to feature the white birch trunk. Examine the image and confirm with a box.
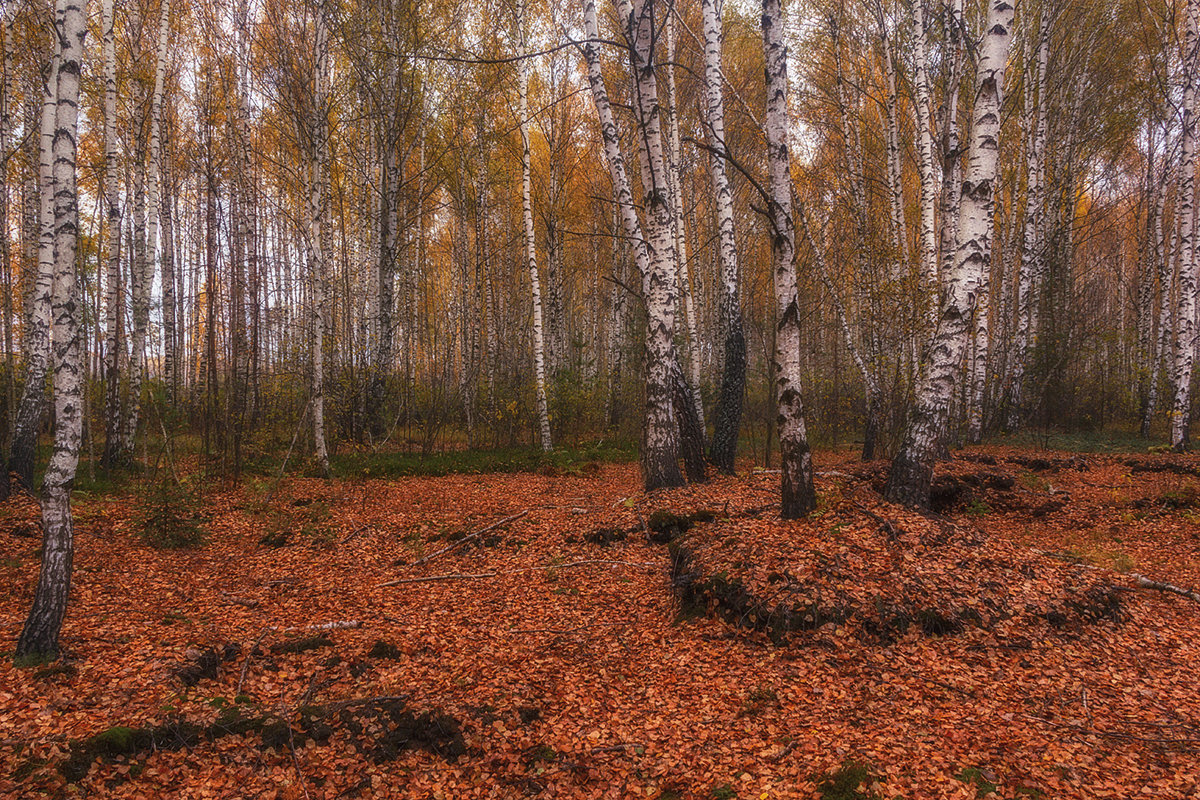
[18,0,87,659]
[886,0,1016,508]
[703,0,745,474]
[913,0,939,331]
[8,46,59,492]
[101,0,123,465]
[1007,11,1049,430]
[579,0,683,489]
[665,10,704,429]
[309,2,331,475]
[878,7,908,274]
[518,0,552,452]
[762,0,815,518]
[1171,0,1200,450]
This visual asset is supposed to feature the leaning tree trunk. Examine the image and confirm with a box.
[7,47,60,496]
[703,0,746,475]
[885,0,1017,509]
[762,0,815,519]
[1171,0,1200,451]
[18,0,86,660]
[518,0,552,452]
[579,0,683,489]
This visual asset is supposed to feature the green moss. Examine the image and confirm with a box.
[711,784,737,800]
[955,767,998,798]
[816,762,881,800]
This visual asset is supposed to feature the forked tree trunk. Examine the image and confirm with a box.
[703,0,746,475]
[579,0,683,489]
[885,0,1016,509]
[1171,0,1200,451]
[18,0,87,660]
[762,0,815,518]
[7,48,59,494]
[518,0,552,452]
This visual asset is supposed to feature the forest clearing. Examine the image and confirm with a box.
[2,445,1198,799]
[5,0,1200,796]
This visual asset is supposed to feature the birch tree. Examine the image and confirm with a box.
[703,0,746,475]
[578,0,684,489]
[885,0,1017,508]
[17,0,87,660]
[101,0,122,467]
[1007,10,1050,431]
[518,0,552,452]
[7,35,59,495]
[664,9,703,429]
[762,0,815,518]
[1171,0,1200,451]
[308,0,331,475]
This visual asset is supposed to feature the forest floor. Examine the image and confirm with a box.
[1,445,1198,799]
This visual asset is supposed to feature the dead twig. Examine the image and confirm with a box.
[410,510,530,567]
[378,572,498,587]
[1130,573,1200,605]
[220,592,260,608]
[236,629,270,696]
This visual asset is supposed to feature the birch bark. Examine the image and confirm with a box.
[762,0,815,518]
[518,0,553,452]
[308,1,331,475]
[703,0,746,474]
[665,10,704,429]
[18,0,87,660]
[885,0,1016,508]
[8,43,59,492]
[579,0,683,489]
[1007,11,1049,430]
[1171,0,1200,450]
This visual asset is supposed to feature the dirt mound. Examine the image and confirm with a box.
[661,496,1122,646]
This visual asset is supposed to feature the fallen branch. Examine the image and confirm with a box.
[236,629,270,696]
[221,592,260,608]
[378,572,498,587]
[410,510,529,567]
[378,559,658,588]
[1131,573,1200,605]
[274,620,361,633]
[338,525,373,546]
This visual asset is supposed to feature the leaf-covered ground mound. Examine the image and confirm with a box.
[1,446,1198,798]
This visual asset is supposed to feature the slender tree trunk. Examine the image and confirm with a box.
[1007,12,1049,430]
[665,10,704,430]
[762,0,815,518]
[885,0,1016,508]
[308,2,331,475]
[579,0,683,489]
[703,0,746,475]
[7,48,60,494]
[18,0,87,660]
[877,4,908,275]
[101,0,123,467]
[912,0,939,332]
[516,0,552,452]
[1172,0,1200,451]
